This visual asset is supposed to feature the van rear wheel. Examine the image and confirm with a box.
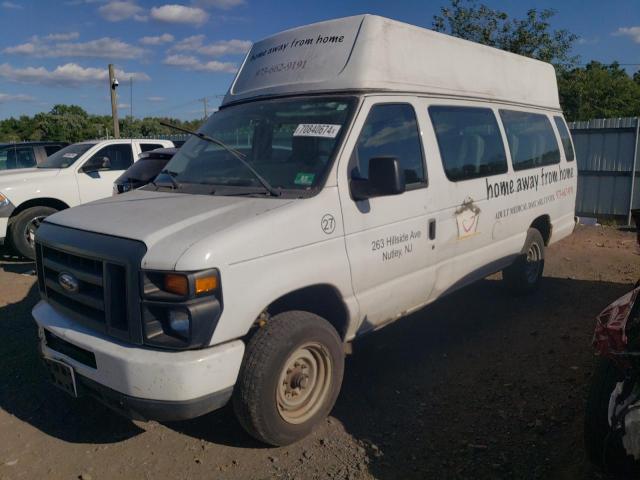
[233,311,344,446]
[502,228,545,295]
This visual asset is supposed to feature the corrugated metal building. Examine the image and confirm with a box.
[569,117,640,223]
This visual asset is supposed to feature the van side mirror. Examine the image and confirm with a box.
[82,156,111,173]
[350,156,406,201]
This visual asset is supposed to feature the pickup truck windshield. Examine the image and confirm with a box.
[39,143,96,169]
[160,97,355,194]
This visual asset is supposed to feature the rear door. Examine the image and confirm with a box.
[338,96,438,331]
[76,142,135,203]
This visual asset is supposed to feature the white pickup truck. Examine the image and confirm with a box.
[0,138,174,258]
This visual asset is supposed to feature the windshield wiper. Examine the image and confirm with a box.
[152,169,180,189]
[160,121,281,197]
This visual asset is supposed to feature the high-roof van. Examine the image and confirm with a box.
[32,14,577,446]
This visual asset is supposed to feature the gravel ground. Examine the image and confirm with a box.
[1,225,639,480]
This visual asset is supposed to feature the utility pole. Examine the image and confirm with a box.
[108,64,120,139]
[130,77,133,120]
[200,97,208,119]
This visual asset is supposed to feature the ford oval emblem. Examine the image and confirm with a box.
[58,272,79,294]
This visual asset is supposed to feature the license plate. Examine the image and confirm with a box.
[44,358,78,398]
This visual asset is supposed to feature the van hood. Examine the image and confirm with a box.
[44,189,294,268]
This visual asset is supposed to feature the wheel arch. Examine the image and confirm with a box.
[10,197,70,219]
[530,214,552,245]
[264,284,351,341]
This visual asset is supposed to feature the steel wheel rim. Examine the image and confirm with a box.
[24,215,47,248]
[276,342,332,425]
[524,243,542,283]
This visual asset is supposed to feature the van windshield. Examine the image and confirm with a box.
[157,96,356,195]
[39,143,96,169]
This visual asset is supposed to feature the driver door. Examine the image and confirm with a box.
[76,143,135,202]
[339,97,438,332]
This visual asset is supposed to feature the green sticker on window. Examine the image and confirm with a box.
[294,172,315,186]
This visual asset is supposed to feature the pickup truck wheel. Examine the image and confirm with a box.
[9,206,57,259]
[233,311,344,446]
[502,228,545,295]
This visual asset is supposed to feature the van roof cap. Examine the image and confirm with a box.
[222,14,560,110]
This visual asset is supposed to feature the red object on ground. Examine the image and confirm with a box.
[593,287,640,361]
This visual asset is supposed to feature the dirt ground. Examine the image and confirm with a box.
[1,225,639,480]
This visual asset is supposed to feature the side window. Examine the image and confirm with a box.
[6,147,37,169]
[89,144,134,170]
[428,106,508,181]
[499,110,561,170]
[553,116,575,162]
[351,103,426,186]
[44,145,63,156]
[140,143,164,153]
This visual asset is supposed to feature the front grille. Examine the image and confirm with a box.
[34,223,146,345]
[37,244,130,341]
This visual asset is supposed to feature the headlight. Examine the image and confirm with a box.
[0,193,9,208]
[141,269,222,349]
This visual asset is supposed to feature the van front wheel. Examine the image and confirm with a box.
[502,228,545,295]
[233,311,344,446]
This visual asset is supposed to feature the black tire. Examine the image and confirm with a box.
[233,311,344,446]
[502,228,545,295]
[584,358,639,475]
[8,206,56,259]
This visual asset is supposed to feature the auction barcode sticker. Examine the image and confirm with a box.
[293,124,341,138]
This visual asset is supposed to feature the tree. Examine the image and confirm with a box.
[433,0,579,69]
[0,105,205,143]
[558,62,640,121]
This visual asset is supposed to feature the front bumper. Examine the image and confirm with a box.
[77,374,233,422]
[33,300,244,419]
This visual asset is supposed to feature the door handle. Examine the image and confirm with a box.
[428,219,436,240]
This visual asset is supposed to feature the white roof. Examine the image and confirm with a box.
[223,14,560,110]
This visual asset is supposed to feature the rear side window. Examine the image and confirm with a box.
[121,158,169,182]
[351,104,426,186]
[428,106,508,181]
[553,116,575,162]
[5,146,37,169]
[140,143,164,153]
[500,110,560,170]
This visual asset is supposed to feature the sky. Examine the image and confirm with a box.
[0,0,639,120]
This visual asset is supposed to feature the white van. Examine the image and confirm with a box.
[32,15,577,446]
[0,138,174,258]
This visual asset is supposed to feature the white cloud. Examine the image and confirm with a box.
[147,96,165,102]
[150,4,208,26]
[0,93,34,103]
[64,0,103,5]
[99,1,147,22]
[117,103,131,109]
[194,0,244,9]
[612,26,640,43]
[163,54,236,73]
[170,34,205,50]
[3,35,146,59]
[139,33,174,45]
[198,39,251,56]
[0,63,150,87]
[44,32,81,41]
[1,1,23,9]
[171,35,251,56]
[577,36,599,46]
